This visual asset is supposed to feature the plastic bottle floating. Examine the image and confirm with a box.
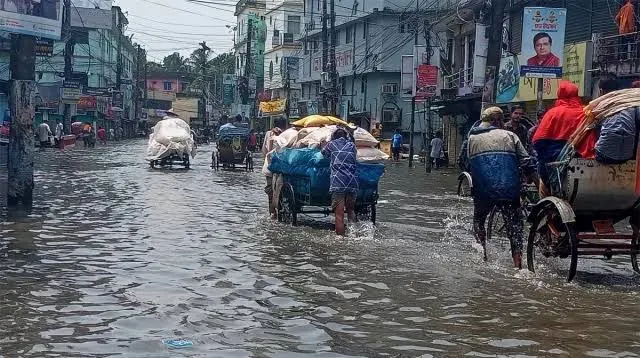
[163,339,194,349]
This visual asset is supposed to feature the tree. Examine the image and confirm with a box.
[163,52,190,72]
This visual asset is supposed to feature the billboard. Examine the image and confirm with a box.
[498,42,590,103]
[520,7,566,78]
[415,65,438,101]
[71,7,112,29]
[71,0,111,9]
[0,0,63,39]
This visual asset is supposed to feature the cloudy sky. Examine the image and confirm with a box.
[114,0,237,62]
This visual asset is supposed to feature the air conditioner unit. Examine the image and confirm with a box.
[320,72,329,87]
[381,83,398,94]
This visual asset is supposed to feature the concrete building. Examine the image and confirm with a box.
[263,0,303,118]
[233,0,267,117]
[144,71,204,126]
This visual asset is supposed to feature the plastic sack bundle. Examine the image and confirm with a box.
[292,115,351,128]
[146,117,196,160]
[353,127,379,147]
[357,147,389,162]
[218,123,250,139]
[296,126,336,149]
[274,127,300,150]
[269,148,328,176]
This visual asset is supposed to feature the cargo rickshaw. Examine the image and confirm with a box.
[526,90,640,282]
[275,163,384,226]
[215,124,253,170]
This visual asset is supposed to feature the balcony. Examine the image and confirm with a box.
[593,32,640,76]
[271,32,300,48]
[444,67,473,90]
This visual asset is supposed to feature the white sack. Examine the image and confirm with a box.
[297,125,336,149]
[357,147,389,162]
[146,117,196,160]
[354,127,379,147]
[274,127,299,150]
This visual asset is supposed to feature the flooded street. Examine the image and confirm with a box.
[1,139,639,357]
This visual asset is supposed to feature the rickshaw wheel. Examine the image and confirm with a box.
[527,207,579,282]
[183,155,190,169]
[457,172,472,197]
[632,235,640,274]
[371,204,377,224]
[150,160,155,168]
[278,184,298,226]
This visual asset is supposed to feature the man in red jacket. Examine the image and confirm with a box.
[532,81,596,191]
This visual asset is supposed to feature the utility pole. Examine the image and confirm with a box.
[7,35,36,211]
[329,0,337,116]
[115,11,123,138]
[425,21,432,173]
[483,0,507,111]
[284,69,291,119]
[63,0,74,133]
[199,41,210,127]
[408,2,419,168]
[243,18,252,106]
[134,45,141,128]
[321,0,328,114]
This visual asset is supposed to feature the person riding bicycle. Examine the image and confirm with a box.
[468,106,531,269]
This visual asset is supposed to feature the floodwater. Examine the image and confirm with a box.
[0,140,639,357]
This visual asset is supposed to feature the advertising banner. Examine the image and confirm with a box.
[473,24,489,87]
[223,84,234,105]
[259,99,286,114]
[520,7,566,78]
[71,0,111,9]
[415,65,438,101]
[497,42,589,103]
[0,0,63,40]
[71,7,112,29]
[77,96,97,110]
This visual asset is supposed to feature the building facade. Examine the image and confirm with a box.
[263,0,303,119]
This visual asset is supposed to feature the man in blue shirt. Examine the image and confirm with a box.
[322,127,359,235]
[391,129,403,161]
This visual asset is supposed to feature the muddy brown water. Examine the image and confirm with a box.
[0,140,638,357]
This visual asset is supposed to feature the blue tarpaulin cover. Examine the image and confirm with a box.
[269,148,384,195]
[218,123,250,138]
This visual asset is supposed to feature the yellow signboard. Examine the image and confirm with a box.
[497,42,589,103]
[259,99,287,114]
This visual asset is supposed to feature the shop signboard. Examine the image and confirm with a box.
[497,42,589,103]
[0,0,63,40]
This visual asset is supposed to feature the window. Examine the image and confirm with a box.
[301,85,305,98]
[399,15,405,33]
[181,82,188,92]
[287,16,301,34]
[269,61,274,80]
[346,26,352,43]
[363,22,368,39]
[163,81,172,91]
[335,30,341,46]
[341,77,346,95]
[270,16,272,25]
[275,55,279,64]
[360,77,366,93]
[317,0,320,11]
[381,83,398,94]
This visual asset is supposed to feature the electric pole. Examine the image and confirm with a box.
[7,35,36,211]
[321,0,328,114]
[199,41,210,127]
[408,3,419,168]
[425,20,432,173]
[242,18,252,106]
[484,0,507,111]
[135,45,141,127]
[329,0,337,116]
[63,0,74,133]
[116,11,123,138]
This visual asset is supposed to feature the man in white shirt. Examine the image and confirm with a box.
[430,131,445,169]
[263,117,287,218]
[38,122,51,150]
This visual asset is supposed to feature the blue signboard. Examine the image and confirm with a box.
[519,7,566,78]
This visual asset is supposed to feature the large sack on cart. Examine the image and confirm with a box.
[146,117,196,160]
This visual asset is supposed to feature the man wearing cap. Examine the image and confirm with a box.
[467,106,530,269]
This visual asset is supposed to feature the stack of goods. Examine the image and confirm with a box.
[146,117,196,160]
[218,123,250,139]
[268,117,385,197]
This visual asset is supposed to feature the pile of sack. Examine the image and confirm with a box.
[272,124,388,162]
[146,117,197,161]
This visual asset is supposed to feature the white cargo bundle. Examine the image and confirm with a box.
[146,117,197,161]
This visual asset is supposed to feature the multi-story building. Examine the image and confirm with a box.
[262,0,303,119]
[0,5,139,137]
[233,0,267,117]
[144,71,205,127]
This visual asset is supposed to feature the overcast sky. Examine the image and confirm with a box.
[115,0,237,62]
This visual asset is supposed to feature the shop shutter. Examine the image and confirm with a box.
[591,0,618,37]
[509,8,523,54]
[565,0,592,43]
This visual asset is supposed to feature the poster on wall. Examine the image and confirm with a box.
[498,41,589,103]
[0,0,63,39]
[519,7,566,78]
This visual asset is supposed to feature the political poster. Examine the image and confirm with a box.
[519,7,566,78]
[0,0,63,40]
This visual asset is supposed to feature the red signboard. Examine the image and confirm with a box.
[77,96,97,110]
[416,65,438,101]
